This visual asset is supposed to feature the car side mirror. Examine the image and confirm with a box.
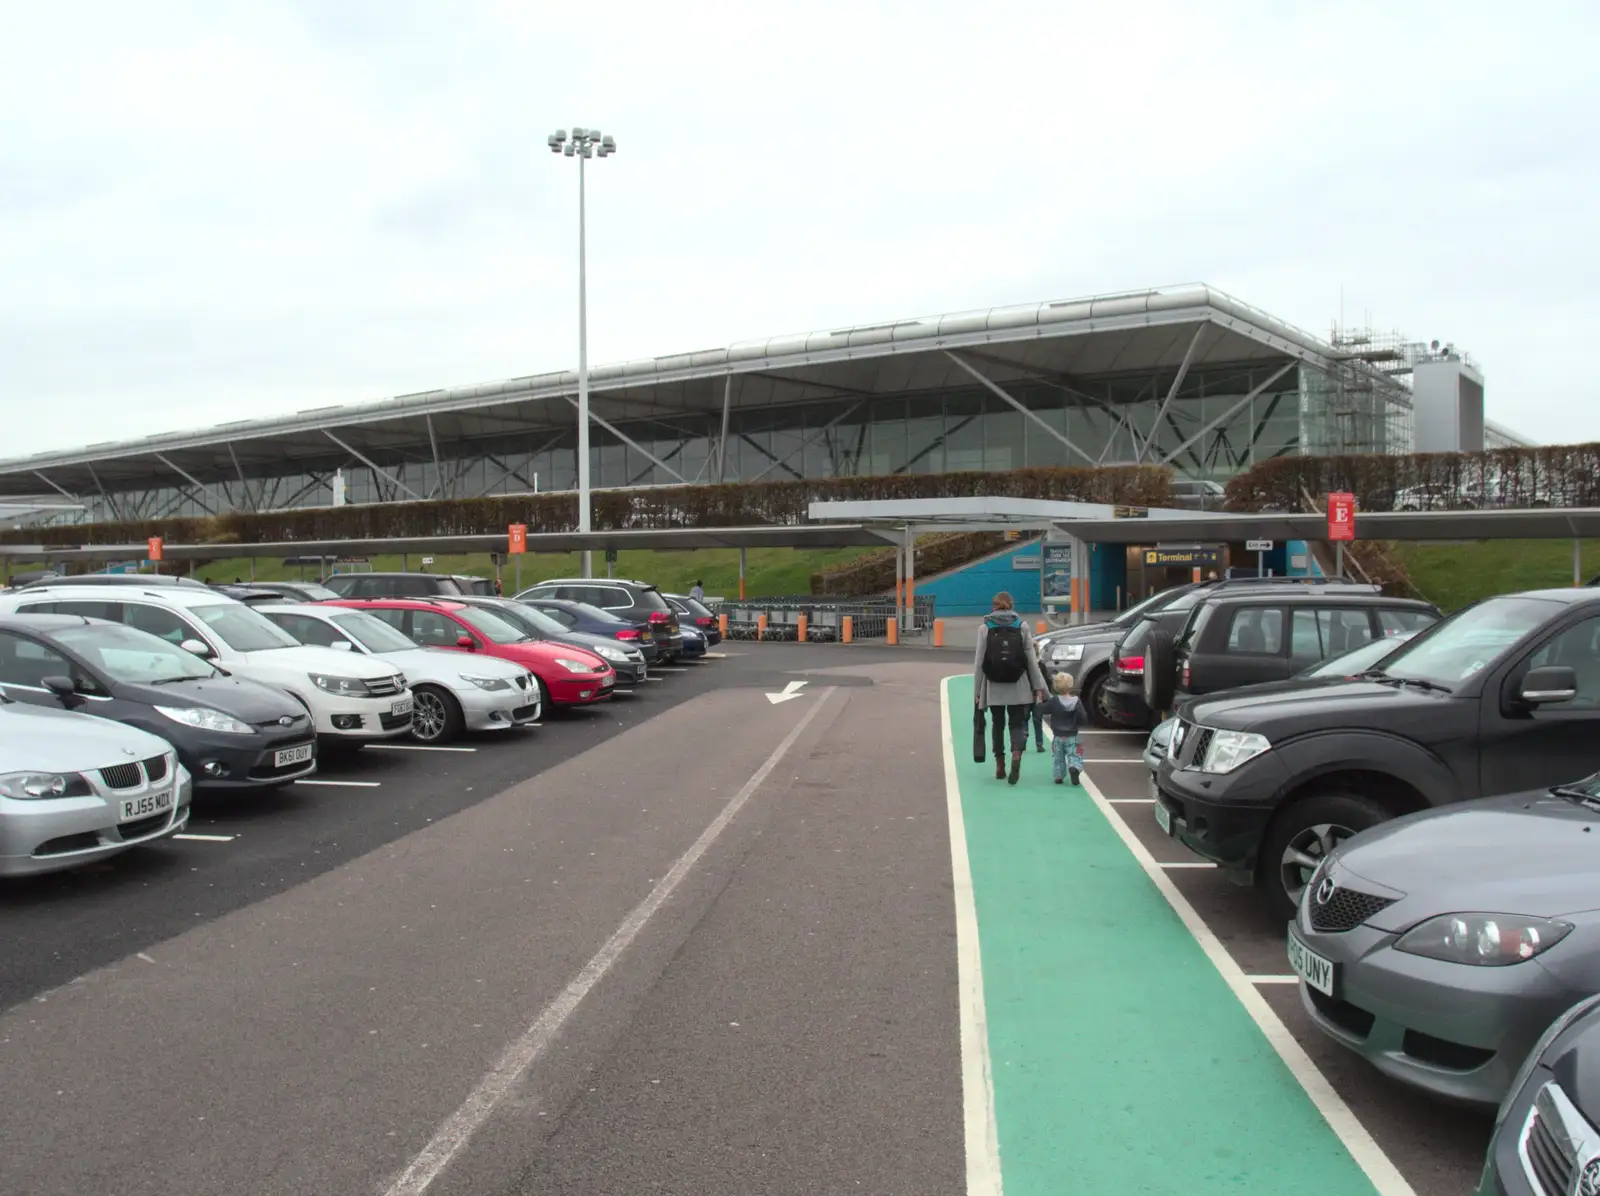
[1521,666,1578,705]
[456,636,476,650]
[179,638,214,659]
[41,675,78,701]
[331,640,352,651]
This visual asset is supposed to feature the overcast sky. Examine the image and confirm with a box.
[3,1,1597,458]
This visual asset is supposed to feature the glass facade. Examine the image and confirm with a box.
[51,359,1415,525]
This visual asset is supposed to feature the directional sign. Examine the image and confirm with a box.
[1246,539,1274,552]
[766,680,808,705]
[1328,492,1356,542]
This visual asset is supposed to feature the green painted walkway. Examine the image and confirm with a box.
[946,676,1380,1195]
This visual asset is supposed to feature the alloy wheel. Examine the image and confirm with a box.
[412,689,448,742]
[1279,821,1357,908]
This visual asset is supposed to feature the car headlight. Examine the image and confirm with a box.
[309,673,368,696]
[1050,643,1084,663]
[1196,729,1271,774]
[154,705,255,735]
[1394,913,1573,967]
[554,657,599,673]
[0,771,94,799]
[459,673,512,692]
[1495,993,1600,1129]
[592,644,628,662]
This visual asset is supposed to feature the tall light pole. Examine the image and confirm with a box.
[548,126,616,578]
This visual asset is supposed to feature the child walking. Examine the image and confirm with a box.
[1041,672,1087,786]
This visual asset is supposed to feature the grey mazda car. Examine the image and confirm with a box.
[1287,773,1600,1106]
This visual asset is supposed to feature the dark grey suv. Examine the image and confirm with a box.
[323,572,494,598]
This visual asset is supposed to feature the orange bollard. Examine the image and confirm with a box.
[933,618,945,647]
[886,619,899,645]
[1036,620,1047,635]
[842,615,853,644]
[757,613,767,640]
[717,612,728,636]
[797,613,808,642]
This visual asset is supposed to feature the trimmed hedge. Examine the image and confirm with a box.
[1225,445,1600,513]
[1,466,1173,548]
[810,531,1009,597]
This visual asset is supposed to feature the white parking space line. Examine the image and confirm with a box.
[701,651,728,659]
[296,779,382,788]
[1250,976,1302,985]
[384,687,836,1196]
[368,744,477,753]
[172,833,235,842]
[644,677,665,682]
[1065,736,1416,1195]
[1159,861,1218,869]
[653,667,689,673]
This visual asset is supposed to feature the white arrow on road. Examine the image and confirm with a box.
[766,680,808,705]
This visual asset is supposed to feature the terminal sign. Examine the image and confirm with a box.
[1143,547,1221,569]
[1327,492,1356,542]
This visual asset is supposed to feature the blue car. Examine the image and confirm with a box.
[666,594,722,647]
[678,623,708,659]
[515,597,666,665]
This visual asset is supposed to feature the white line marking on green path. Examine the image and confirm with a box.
[1251,976,1302,985]
[1071,751,1416,1195]
[938,677,1004,1196]
[1160,861,1218,869]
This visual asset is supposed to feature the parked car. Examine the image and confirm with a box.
[1154,591,1439,708]
[1287,775,1600,1108]
[0,614,316,790]
[1169,478,1227,510]
[0,585,414,748]
[1139,635,1422,791]
[665,593,721,646]
[515,578,684,659]
[0,695,193,875]
[1479,992,1600,1195]
[258,603,540,744]
[678,623,708,659]
[1102,578,1381,729]
[333,598,615,709]
[515,596,668,665]
[443,596,647,687]
[210,585,294,607]
[232,581,343,603]
[17,573,210,590]
[1155,588,1600,920]
[323,572,493,598]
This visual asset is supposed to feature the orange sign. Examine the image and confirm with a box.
[1327,492,1355,542]
[147,536,164,562]
[507,524,527,555]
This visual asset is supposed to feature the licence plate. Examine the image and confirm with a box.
[1287,929,1335,996]
[1153,798,1173,835]
[120,787,174,822]
[390,697,413,716]
[274,743,313,769]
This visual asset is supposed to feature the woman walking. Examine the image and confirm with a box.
[973,591,1048,786]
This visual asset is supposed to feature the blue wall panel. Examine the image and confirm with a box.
[918,540,1043,616]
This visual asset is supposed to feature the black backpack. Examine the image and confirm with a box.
[982,621,1027,684]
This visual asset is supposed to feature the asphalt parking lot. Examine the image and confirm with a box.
[1078,727,1492,1196]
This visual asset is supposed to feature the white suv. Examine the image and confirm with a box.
[0,586,413,746]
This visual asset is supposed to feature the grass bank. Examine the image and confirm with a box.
[1393,539,1597,610]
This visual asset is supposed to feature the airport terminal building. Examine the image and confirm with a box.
[0,283,1531,527]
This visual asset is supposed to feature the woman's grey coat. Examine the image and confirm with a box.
[972,611,1047,709]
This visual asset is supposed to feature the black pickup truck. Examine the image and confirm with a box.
[1155,588,1600,921]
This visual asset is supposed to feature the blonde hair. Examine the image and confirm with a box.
[1053,672,1074,694]
[991,591,1014,611]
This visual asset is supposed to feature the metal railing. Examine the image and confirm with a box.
[710,595,936,642]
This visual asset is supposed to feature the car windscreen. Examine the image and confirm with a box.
[505,604,570,637]
[682,597,714,619]
[569,601,630,626]
[191,602,303,652]
[474,603,545,637]
[1373,596,1561,691]
[455,606,531,645]
[1300,634,1407,678]
[330,611,417,654]
[292,584,342,601]
[1114,617,1156,659]
[635,588,672,613]
[53,623,218,683]
[1115,585,1192,627]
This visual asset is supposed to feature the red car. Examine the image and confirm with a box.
[330,598,616,708]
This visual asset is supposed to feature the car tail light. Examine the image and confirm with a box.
[1117,655,1145,676]
[615,628,640,640]
[1181,660,1191,688]
[696,616,713,626]
[648,611,671,624]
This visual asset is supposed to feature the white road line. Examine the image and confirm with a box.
[1159,861,1218,869]
[938,678,1004,1196]
[1107,797,1155,805]
[172,833,234,842]
[368,744,477,753]
[1250,976,1302,985]
[296,779,381,788]
[1066,743,1416,1196]
[653,666,689,673]
[644,677,665,682]
[385,687,836,1196]
[701,651,728,659]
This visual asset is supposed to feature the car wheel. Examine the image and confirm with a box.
[410,684,462,745]
[536,676,553,712]
[1258,792,1391,922]
[1142,629,1177,714]
[1083,668,1115,728]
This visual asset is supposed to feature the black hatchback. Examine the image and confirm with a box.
[0,615,316,791]
[516,582,683,659]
